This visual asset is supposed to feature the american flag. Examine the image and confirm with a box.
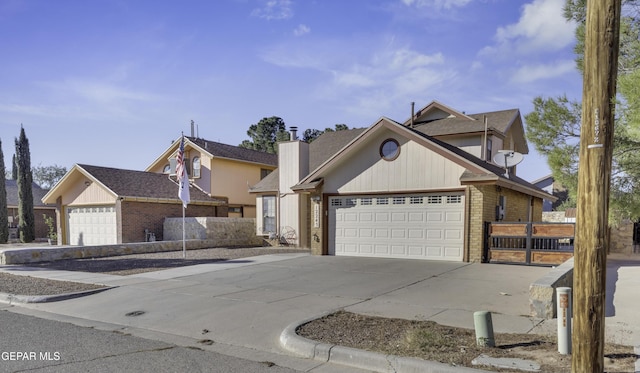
[177,136,190,208]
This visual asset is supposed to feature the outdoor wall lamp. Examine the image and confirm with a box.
[311,195,321,202]
[313,233,320,242]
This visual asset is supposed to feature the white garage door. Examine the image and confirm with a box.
[67,206,117,246]
[328,193,465,261]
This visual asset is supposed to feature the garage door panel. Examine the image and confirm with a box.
[427,212,443,222]
[427,246,443,257]
[375,213,390,222]
[359,212,374,222]
[359,228,373,238]
[329,193,464,261]
[391,212,406,222]
[344,228,357,238]
[408,229,424,239]
[445,247,462,258]
[408,212,424,222]
[445,229,462,240]
[446,211,463,222]
[67,205,116,246]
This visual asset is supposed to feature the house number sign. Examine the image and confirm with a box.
[588,108,604,149]
[314,204,320,228]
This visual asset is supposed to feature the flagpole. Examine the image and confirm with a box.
[182,203,186,259]
[176,132,190,259]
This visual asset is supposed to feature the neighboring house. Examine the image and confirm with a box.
[532,175,568,211]
[251,100,555,262]
[4,180,55,241]
[42,164,227,245]
[146,136,278,218]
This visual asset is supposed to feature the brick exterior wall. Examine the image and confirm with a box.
[6,207,55,241]
[310,194,323,255]
[467,184,544,262]
[119,201,227,243]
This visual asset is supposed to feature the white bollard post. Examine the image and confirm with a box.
[557,287,572,355]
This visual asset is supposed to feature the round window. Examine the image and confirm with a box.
[380,139,400,161]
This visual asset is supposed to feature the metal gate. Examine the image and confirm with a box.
[485,222,575,265]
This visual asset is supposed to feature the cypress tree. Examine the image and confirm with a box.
[15,126,35,243]
[0,139,8,244]
[11,154,17,180]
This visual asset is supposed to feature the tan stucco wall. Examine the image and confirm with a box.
[211,158,274,218]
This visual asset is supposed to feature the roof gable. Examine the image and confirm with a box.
[400,101,528,154]
[43,164,224,205]
[296,118,550,200]
[146,136,277,172]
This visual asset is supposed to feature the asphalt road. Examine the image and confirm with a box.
[0,307,300,373]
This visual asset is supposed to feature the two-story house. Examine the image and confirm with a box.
[42,135,277,246]
[145,136,278,218]
[250,101,554,262]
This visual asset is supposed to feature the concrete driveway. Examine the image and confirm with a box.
[6,254,548,355]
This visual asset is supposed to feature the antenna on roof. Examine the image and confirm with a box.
[410,102,415,128]
[493,150,524,179]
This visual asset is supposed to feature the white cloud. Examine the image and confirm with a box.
[261,38,455,117]
[510,60,576,84]
[293,24,310,36]
[493,0,577,54]
[401,0,472,10]
[251,0,293,20]
[54,79,161,104]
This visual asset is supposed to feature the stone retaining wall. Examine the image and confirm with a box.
[1,218,266,265]
[0,239,221,265]
[163,217,264,246]
[529,257,574,319]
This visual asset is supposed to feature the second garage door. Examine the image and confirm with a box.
[67,206,117,246]
[328,193,465,261]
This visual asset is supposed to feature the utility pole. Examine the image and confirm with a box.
[572,0,621,372]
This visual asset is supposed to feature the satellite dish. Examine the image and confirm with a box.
[493,150,524,178]
[493,150,524,168]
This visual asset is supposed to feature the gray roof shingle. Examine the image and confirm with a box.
[187,137,278,166]
[5,180,52,207]
[78,164,225,204]
[411,109,520,137]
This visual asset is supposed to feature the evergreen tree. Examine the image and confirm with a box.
[15,126,35,242]
[238,116,289,154]
[525,0,640,220]
[0,139,8,244]
[11,154,17,180]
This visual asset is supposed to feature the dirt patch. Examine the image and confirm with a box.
[297,311,638,373]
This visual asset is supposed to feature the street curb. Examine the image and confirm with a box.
[0,286,117,304]
[279,314,490,373]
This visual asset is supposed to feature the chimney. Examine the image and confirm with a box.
[289,126,298,141]
[190,120,195,137]
[410,102,415,128]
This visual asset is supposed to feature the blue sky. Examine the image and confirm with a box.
[0,0,581,183]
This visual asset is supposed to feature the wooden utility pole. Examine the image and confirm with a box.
[572,0,621,372]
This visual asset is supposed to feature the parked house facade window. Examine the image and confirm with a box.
[262,195,276,234]
[192,157,201,178]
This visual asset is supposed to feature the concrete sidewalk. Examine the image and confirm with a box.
[1,253,639,372]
